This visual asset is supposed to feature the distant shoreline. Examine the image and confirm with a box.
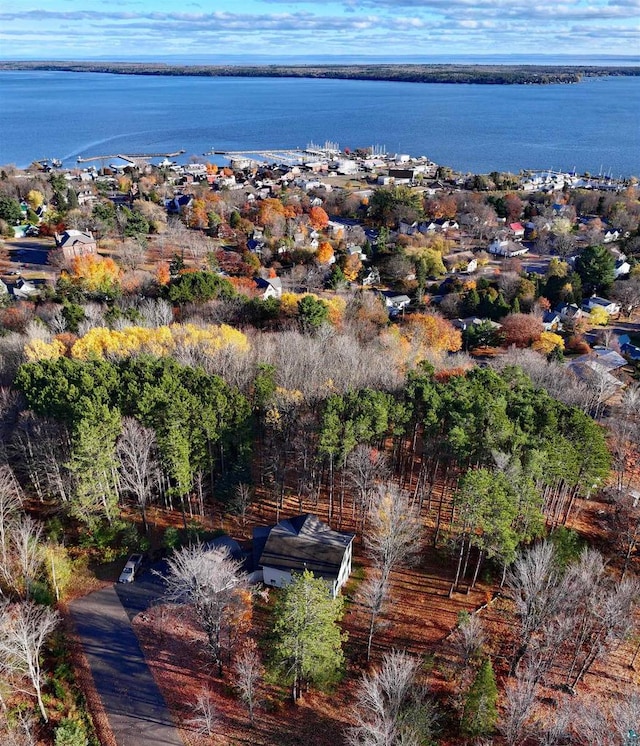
[2,61,640,85]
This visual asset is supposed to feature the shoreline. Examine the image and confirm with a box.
[2,60,640,85]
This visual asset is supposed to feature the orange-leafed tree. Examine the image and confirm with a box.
[500,313,543,348]
[308,206,329,231]
[156,262,171,286]
[317,241,334,265]
[257,198,286,227]
[69,254,122,292]
[343,253,363,282]
[403,313,462,354]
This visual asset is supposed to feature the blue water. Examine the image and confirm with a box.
[1,70,638,176]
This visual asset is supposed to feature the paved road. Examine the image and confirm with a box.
[70,565,184,746]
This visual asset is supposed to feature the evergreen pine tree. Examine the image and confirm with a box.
[272,570,345,701]
[461,658,498,738]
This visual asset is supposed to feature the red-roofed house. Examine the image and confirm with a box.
[509,222,525,240]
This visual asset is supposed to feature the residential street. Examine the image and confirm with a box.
[70,567,185,746]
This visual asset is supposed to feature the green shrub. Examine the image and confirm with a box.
[55,718,88,746]
[162,526,181,551]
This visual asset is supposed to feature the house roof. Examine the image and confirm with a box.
[566,360,624,392]
[587,296,618,309]
[258,514,353,581]
[622,343,640,361]
[55,230,95,247]
[203,535,244,561]
[255,276,282,290]
[577,347,628,371]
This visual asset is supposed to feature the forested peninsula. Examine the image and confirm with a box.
[3,60,640,84]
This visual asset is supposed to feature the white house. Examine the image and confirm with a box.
[488,239,529,258]
[254,514,354,598]
[11,278,40,299]
[255,276,282,300]
[556,303,584,324]
[582,296,621,316]
[380,291,411,316]
[443,251,477,274]
[603,229,620,244]
[614,257,631,278]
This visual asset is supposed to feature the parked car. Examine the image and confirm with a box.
[118,553,143,583]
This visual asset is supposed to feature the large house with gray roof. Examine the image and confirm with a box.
[253,514,354,597]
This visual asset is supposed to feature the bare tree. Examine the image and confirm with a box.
[613,489,640,579]
[366,484,424,585]
[345,445,389,529]
[450,613,485,670]
[163,545,247,675]
[0,465,24,574]
[232,638,263,725]
[532,699,572,746]
[606,385,640,495]
[347,649,437,746]
[560,556,639,691]
[8,516,44,602]
[0,710,38,746]
[229,482,253,528]
[137,298,174,328]
[186,686,218,735]
[116,417,161,533]
[0,601,59,722]
[506,541,562,676]
[612,692,640,746]
[11,414,71,505]
[119,237,147,270]
[359,569,390,663]
[499,670,537,746]
[362,485,424,660]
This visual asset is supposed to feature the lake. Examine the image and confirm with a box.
[1,70,638,176]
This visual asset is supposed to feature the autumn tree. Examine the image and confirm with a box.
[532,331,564,356]
[308,205,329,231]
[67,254,122,295]
[500,313,544,348]
[271,569,345,701]
[402,313,463,358]
[316,241,335,265]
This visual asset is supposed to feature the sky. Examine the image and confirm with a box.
[0,0,639,60]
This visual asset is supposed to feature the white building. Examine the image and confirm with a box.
[254,514,354,598]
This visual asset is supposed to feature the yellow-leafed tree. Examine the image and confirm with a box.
[532,332,565,355]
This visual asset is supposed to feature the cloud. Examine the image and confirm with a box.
[1,4,638,56]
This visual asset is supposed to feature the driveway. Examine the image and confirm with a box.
[70,564,184,746]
